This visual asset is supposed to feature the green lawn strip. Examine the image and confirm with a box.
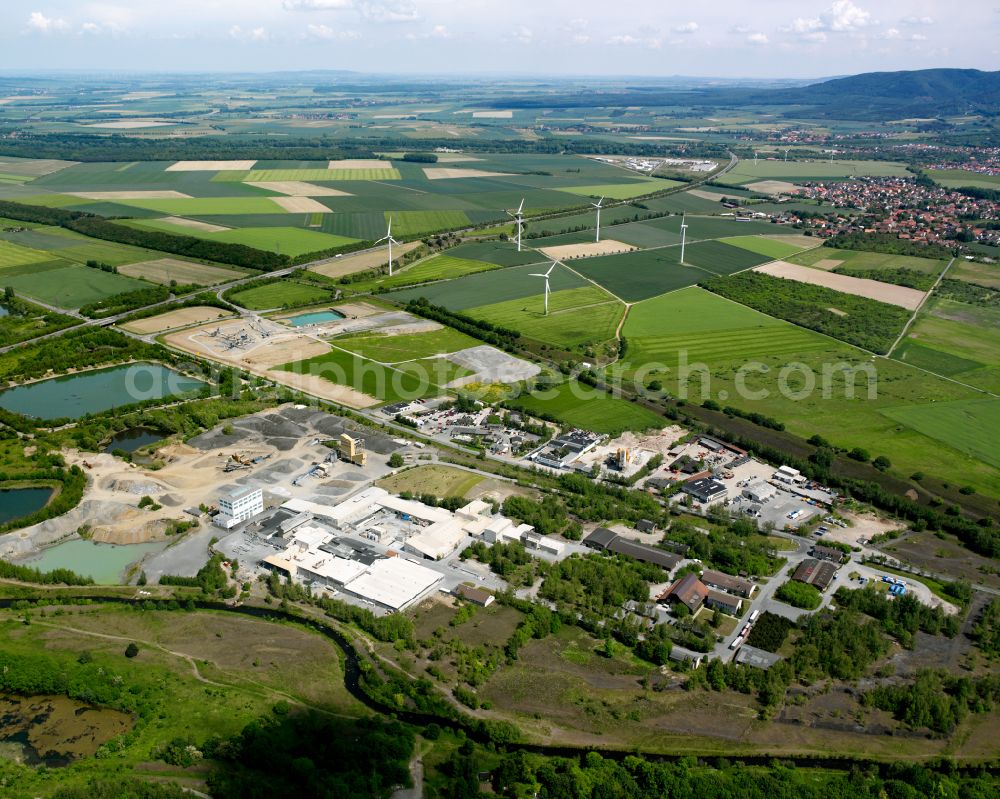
[278,345,435,404]
[724,159,910,184]
[927,169,1000,190]
[227,280,333,310]
[332,327,481,363]
[345,254,500,294]
[128,219,359,257]
[618,287,998,495]
[557,179,682,200]
[881,398,1000,470]
[387,210,470,236]
[465,287,625,349]
[786,247,948,275]
[0,239,53,267]
[508,380,664,435]
[720,235,810,260]
[389,262,589,311]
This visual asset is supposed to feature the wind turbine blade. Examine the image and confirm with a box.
[517,198,524,214]
[528,273,547,278]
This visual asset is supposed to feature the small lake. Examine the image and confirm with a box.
[103,427,164,454]
[287,309,345,327]
[0,486,52,525]
[0,363,205,420]
[24,539,165,584]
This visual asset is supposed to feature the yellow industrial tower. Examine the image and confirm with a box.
[339,433,367,466]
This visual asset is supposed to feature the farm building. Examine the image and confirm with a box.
[702,569,756,598]
[682,477,728,504]
[792,558,839,591]
[659,572,708,612]
[704,590,743,616]
[636,519,657,533]
[582,527,619,550]
[669,646,704,669]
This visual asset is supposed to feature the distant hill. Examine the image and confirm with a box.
[755,68,1000,119]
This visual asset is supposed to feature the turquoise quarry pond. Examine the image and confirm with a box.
[0,363,205,420]
[0,487,53,525]
[287,310,345,327]
[23,539,165,584]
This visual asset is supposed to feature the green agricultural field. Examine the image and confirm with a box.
[927,169,1000,190]
[390,262,588,310]
[465,286,625,349]
[378,464,484,498]
[558,179,680,200]
[279,345,433,404]
[217,168,402,181]
[131,219,358,256]
[344,254,501,294]
[786,247,948,275]
[227,280,333,310]
[3,263,148,308]
[388,210,470,236]
[882,398,1000,469]
[893,299,1000,392]
[447,240,549,267]
[333,327,479,362]
[617,287,998,495]
[948,259,1000,289]
[721,235,814,260]
[210,226,357,256]
[118,197,293,215]
[723,159,910,185]
[569,241,766,302]
[0,239,50,267]
[510,381,664,435]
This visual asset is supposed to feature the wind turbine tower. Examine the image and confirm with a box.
[680,214,689,264]
[376,217,401,276]
[784,148,790,162]
[753,151,758,166]
[529,261,557,315]
[507,198,525,252]
[592,196,604,243]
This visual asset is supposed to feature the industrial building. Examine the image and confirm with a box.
[811,544,847,563]
[792,558,839,591]
[582,528,680,573]
[774,465,806,485]
[659,572,708,612]
[338,433,367,466]
[214,486,264,529]
[701,569,756,598]
[734,645,782,670]
[682,477,728,504]
[704,589,743,616]
[454,584,495,606]
[742,480,776,503]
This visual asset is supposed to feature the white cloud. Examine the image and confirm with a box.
[359,2,419,23]
[673,22,698,35]
[784,1,875,41]
[431,24,449,38]
[80,22,101,35]
[910,33,928,41]
[509,25,533,44]
[305,23,359,40]
[229,25,268,42]
[747,32,768,45]
[729,25,751,34]
[564,18,590,45]
[607,32,661,49]
[27,11,68,33]
[900,15,934,26]
[881,27,901,40]
[283,0,353,9]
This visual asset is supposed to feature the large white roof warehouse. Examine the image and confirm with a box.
[343,557,442,612]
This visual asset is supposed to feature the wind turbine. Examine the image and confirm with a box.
[529,261,557,315]
[783,148,790,162]
[376,217,401,276]
[592,196,604,243]
[680,214,689,264]
[753,151,758,166]
[507,198,525,252]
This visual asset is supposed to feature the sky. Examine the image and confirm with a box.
[0,1,996,78]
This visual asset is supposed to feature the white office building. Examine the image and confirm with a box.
[215,486,264,529]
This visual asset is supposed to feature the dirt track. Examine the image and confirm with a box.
[121,306,236,335]
[309,242,422,279]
